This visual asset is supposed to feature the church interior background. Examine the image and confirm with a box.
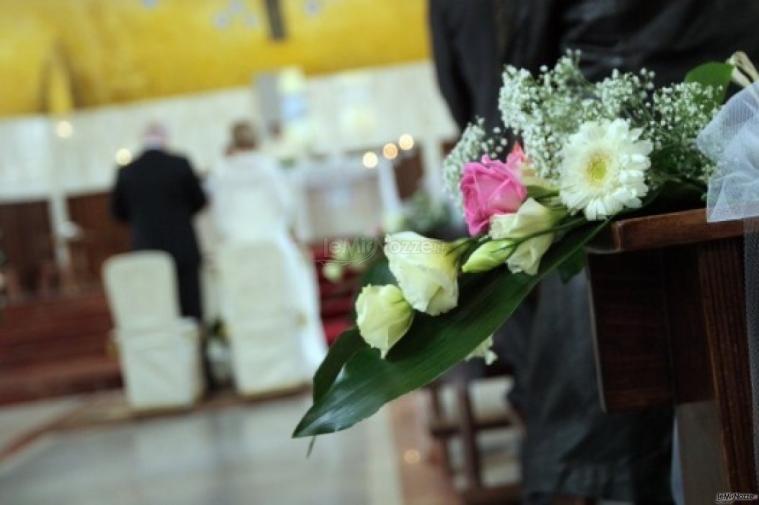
[0,1,527,504]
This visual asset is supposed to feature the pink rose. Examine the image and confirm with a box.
[460,152,527,236]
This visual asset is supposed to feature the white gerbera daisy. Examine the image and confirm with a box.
[559,118,653,220]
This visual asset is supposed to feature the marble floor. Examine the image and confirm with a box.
[0,395,403,505]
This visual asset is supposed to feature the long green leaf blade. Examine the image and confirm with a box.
[312,328,365,401]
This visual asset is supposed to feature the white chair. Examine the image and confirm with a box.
[103,251,204,409]
[217,239,324,395]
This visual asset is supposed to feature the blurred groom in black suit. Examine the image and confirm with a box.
[111,123,207,321]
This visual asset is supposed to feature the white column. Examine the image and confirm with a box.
[47,126,72,269]
[376,159,402,216]
[420,136,444,204]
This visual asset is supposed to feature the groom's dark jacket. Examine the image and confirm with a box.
[111,148,207,268]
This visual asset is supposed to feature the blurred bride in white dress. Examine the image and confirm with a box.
[207,122,325,393]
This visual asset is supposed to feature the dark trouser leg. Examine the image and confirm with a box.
[176,264,202,321]
[176,264,214,389]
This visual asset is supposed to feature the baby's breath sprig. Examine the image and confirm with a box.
[646,82,720,187]
[497,50,720,191]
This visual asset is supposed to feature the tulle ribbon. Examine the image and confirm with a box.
[698,82,759,483]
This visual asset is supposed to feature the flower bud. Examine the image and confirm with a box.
[728,51,759,88]
[461,240,513,273]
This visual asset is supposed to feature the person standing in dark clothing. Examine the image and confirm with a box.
[501,2,759,504]
[111,123,207,321]
[429,0,513,131]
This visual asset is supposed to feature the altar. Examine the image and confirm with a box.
[289,156,400,243]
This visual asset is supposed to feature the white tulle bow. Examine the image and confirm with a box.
[698,83,759,222]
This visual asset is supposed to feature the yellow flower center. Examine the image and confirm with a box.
[585,152,610,187]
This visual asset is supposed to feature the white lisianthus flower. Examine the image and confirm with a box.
[355,285,414,358]
[467,336,497,365]
[489,198,566,275]
[384,232,461,316]
[559,119,652,220]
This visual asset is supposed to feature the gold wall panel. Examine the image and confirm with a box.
[0,0,429,117]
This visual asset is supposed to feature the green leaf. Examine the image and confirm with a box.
[293,220,609,438]
[312,328,365,401]
[685,62,734,104]
[557,248,586,283]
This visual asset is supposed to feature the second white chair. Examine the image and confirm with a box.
[216,239,324,396]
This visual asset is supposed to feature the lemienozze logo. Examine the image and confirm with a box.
[715,492,759,504]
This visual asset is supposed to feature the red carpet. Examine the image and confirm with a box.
[312,243,357,344]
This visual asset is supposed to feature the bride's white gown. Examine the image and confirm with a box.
[208,152,326,393]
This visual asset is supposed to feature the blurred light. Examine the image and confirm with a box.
[403,449,421,464]
[115,148,133,166]
[398,133,415,151]
[55,120,73,139]
[382,143,399,160]
[362,151,379,169]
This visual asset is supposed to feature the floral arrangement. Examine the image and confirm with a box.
[294,52,743,438]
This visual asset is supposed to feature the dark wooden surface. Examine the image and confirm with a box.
[698,238,757,489]
[67,191,130,283]
[0,199,54,294]
[0,192,129,296]
[588,208,757,494]
[664,249,714,404]
[588,208,743,254]
[0,289,120,404]
[587,250,673,411]
[393,149,424,200]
